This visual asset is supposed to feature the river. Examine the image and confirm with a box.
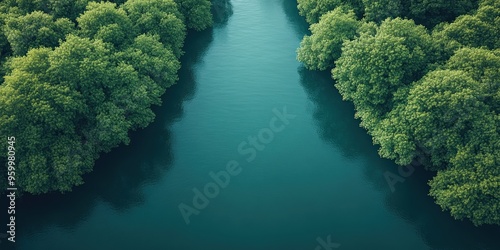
[12,1,500,249]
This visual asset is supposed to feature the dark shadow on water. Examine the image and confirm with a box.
[283,0,374,159]
[297,58,500,250]
[12,28,215,242]
[281,0,309,39]
[211,0,234,27]
[298,67,374,158]
[382,166,500,250]
[283,2,500,250]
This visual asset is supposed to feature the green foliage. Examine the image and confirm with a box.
[297,7,360,70]
[446,48,500,105]
[429,162,500,226]
[7,0,50,14]
[0,4,15,59]
[0,33,179,193]
[297,0,364,24]
[117,34,181,88]
[428,104,500,225]
[174,0,213,30]
[398,70,485,167]
[408,0,479,27]
[0,47,87,193]
[333,18,432,118]
[48,0,90,20]
[0,0,213,194]
[77,2,134,48]
[362,0,401,23]
[4,11,74,56]
[297,0,500,225]
[123,0,186,57]
[1,0,89,20]
[437,0,500,50]
[296,0,480,26]
[374,47,500,224]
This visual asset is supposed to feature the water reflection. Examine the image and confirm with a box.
[383,167,500,250]
[298,68,374,159]
[297,48,500,250]
[285,3,500,249]
[14,29,216,239]
[211,0,234,27]
[281,0,309,39]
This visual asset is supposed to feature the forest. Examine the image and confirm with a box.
[297,0,500,226]
[0,0,214,194]
[0,0,498,230]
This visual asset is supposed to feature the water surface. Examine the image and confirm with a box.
[12,1,500,249]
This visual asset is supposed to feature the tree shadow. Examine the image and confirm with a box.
[211,0,233,27]
[382,165,500,250]
[281,0,309,39]
[298,67,374,158]
[284,2,500,249]
[9,28,216,239]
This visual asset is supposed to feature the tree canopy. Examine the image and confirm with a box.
[0,0,213,194]
[4,11,74,56]
[297,7,360,70]
[297,0,500,225]
[174,0,213,31]
[297,0,364,23]
[123,0,186,57]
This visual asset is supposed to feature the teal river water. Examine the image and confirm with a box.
[11,1,500,249]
